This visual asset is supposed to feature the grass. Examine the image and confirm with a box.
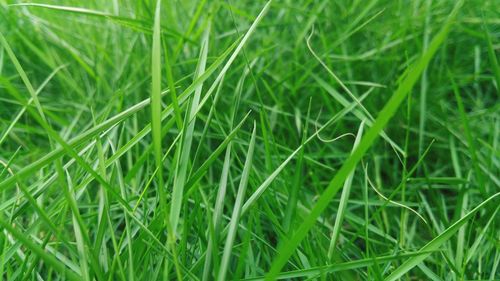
[0,0,499,280]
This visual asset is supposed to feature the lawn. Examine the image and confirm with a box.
[0,0,499,280]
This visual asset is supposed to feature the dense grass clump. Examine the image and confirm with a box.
[0,0,499,280]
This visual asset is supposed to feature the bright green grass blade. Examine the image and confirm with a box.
[417,263,444,281]
[202,146,232,281]
[282,99,312,233]
[169,25,209,235]
[327,121,364,260]
[266,1,463,278]
[69,184,91,281]
[151,0,166,222]
[108,141,135,280]
[217,122,257,281]
[163,39,183,129]
[201,56,253,278]
[384,192,499,281]
[418,0,432,158]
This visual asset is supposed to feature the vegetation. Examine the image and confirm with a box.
[0,0,498,280]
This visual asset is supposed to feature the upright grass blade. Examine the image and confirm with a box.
[384,192,499,281]
[202,146,231,281]
[282,99,312,233]
[151,0,165,220]
[109,142,135,280]
[266,1,463,278]
[418,0,432,158]
[66,175,90,281]
[218,122,257,281]
[163,37,183,129]
[327,121,364,260]
[169,25,210,236]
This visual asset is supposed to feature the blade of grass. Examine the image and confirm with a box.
[418,0,432,159]
[163,36,183,129]
[218,122,257,281]
[327,121,364,260]
[169,24,210,236]
[151,0,167,224]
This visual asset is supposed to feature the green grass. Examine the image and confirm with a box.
[0,0,499,280]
